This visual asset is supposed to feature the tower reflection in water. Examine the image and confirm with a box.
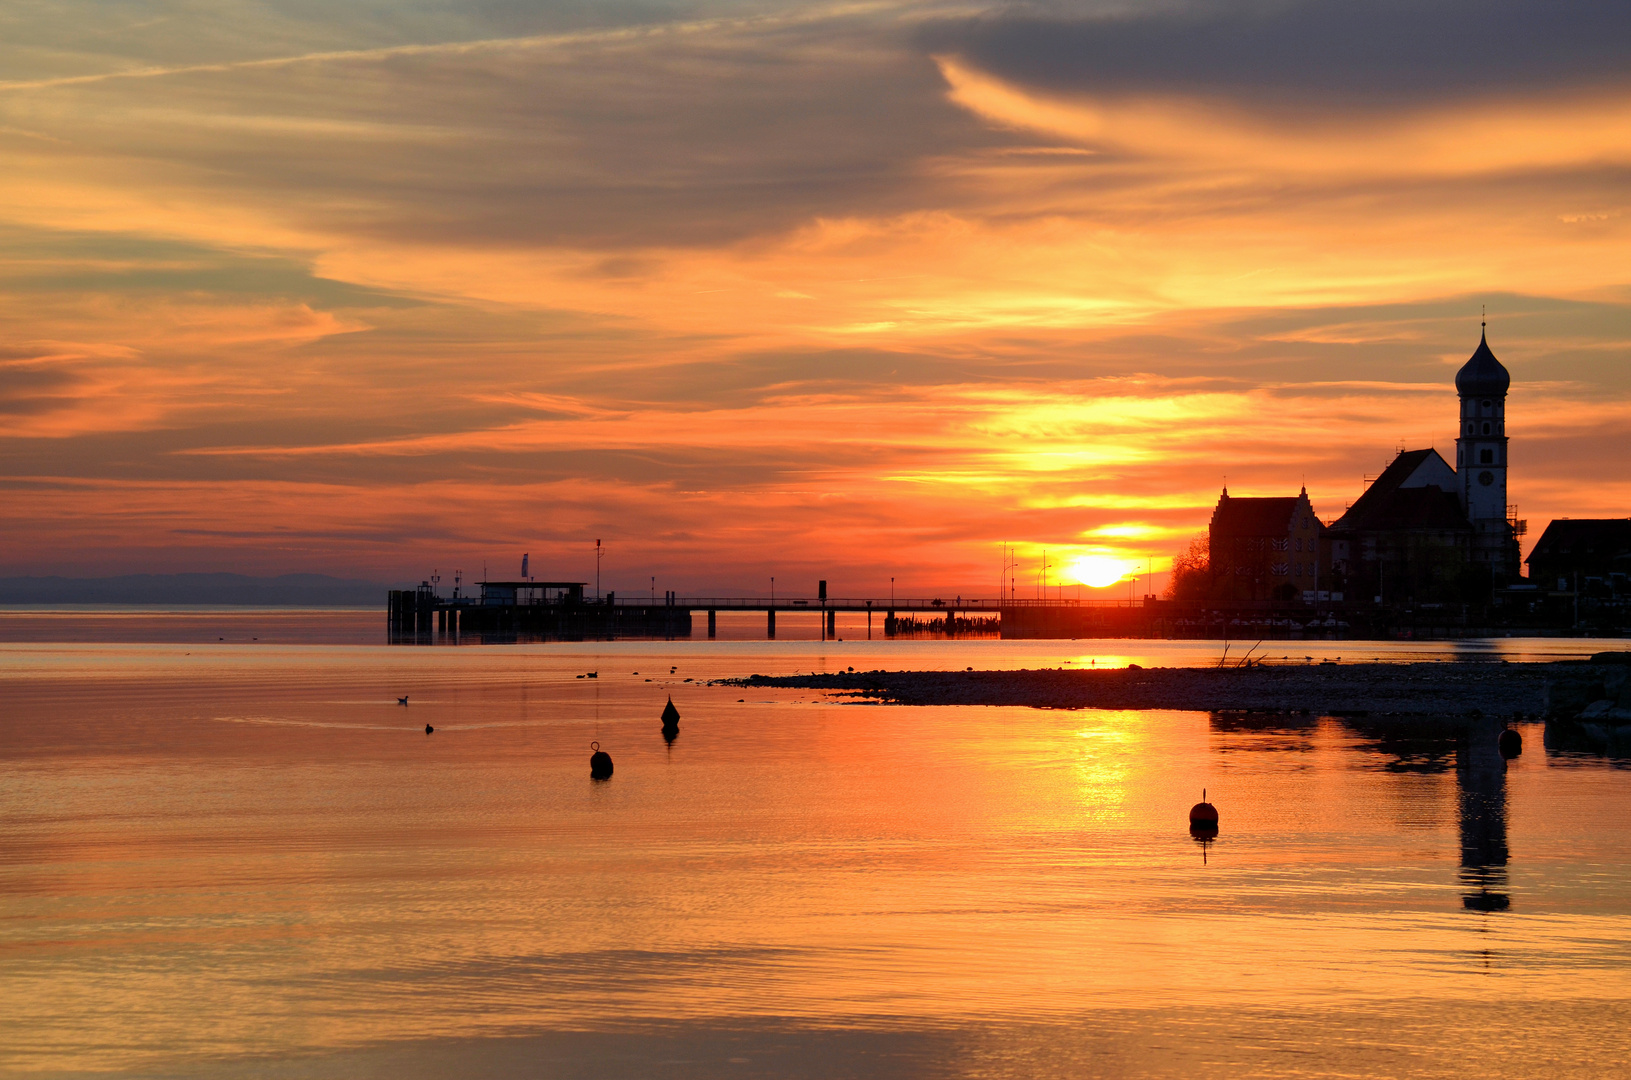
[1458,717,1510,912]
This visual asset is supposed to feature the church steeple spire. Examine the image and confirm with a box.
[1456,322,1510,398]
[1454,320,1516,579]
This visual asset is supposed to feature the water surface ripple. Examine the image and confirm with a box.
[2,631,1629,1078]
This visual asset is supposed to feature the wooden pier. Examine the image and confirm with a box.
[385,578,1545,643]
[388,581,692,642]
[385,579,1179,642]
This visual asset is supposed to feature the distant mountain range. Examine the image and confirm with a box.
[0,573,398,606]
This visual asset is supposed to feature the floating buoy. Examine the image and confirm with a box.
[661,698,679,743]
[1189,789,1219,834]
[1498,727,1523,759]
[590,741,613,780]
[425,724,434,735]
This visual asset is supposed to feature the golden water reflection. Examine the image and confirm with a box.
[2,640,1630,1077]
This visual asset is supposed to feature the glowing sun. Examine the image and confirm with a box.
[1071,555,1133,589]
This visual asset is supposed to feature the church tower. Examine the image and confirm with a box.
[1454,323,1518,578]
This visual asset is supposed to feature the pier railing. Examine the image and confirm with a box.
[423,594,1148,610]
[599,596,1144,611]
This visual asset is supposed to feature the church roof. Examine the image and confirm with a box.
[1211,494,1301,538]
[1332,449,1467,533]
[1455,328,1510,398]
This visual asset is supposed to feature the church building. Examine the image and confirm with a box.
[1325,325,1522,602]
[1454,327,1521,577]
[1202,325,1523,607]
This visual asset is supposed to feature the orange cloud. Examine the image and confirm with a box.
[936,56,1631,178]
[0,6,1626,585]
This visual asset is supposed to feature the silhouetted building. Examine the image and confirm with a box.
[1322,328,1523,605]
[1455,328,1522,579]
[1175,325,1574,618]
[1327,448,1473,604]
[478,580,585,606]
[1208,487,1324,601]
[1525,519,1631,591]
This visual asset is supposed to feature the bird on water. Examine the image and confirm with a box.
[398,695,409,706]
[425,724,434,735]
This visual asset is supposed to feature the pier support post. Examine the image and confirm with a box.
[708,609,716,638]
[449,608,458,637]
[945,608,955,636]
[767,608,776,638]
[827,609,836,637]
[438,608,446,633]
[885,610,895,636]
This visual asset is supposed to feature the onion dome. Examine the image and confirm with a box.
[1455,328,1510,398]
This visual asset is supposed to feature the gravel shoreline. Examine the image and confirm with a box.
[724,662,1568,717]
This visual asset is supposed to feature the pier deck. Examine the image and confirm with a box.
[386,581,1157,642]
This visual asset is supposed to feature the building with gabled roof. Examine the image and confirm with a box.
[1317,326,1522,605]
[1328,447,1473,603]
[1208,486,1324,601]
[1178,325,1529,613]
[1525,519,1631,591]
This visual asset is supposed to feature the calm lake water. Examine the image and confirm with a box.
[3,615,1630,1078]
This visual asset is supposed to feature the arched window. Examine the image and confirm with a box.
[1482,421,1491,435]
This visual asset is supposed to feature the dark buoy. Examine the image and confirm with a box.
[1189,788,1219,835]
[425,724,434,735]
[590,741,613,780]
[1498,727,1523,759]
[661,695,680,734]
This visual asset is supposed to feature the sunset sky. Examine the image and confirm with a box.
[2,0,1628,595]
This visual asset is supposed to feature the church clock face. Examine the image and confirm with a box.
[1479,470,1494,486]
